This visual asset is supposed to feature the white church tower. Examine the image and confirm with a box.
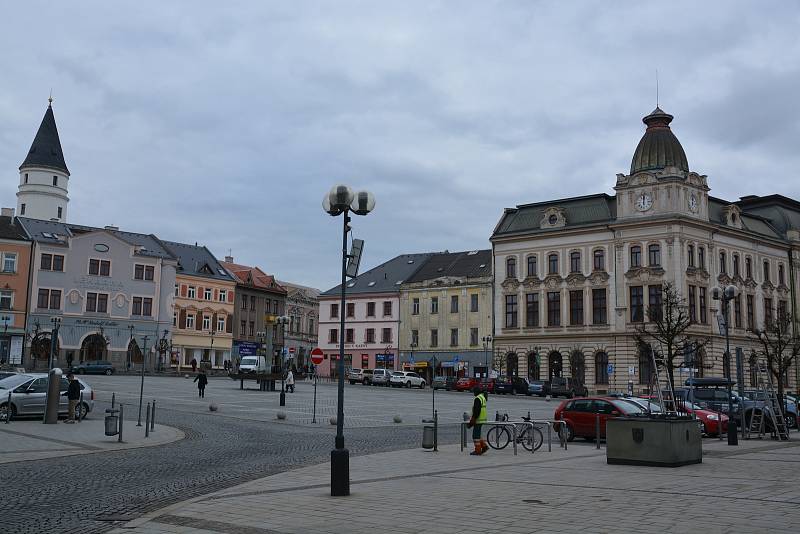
[16,98,70,221]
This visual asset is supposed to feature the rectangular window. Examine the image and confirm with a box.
[593,249,604,271]
[450,328,458,346]
[779,264,785,285]
[134,264,144,280]
[689,285,697,323]
[330,303,339,318]
[630,246,641,268]
[132,296,141,315]
[547,291,560,327]
[86,292,97,312]
[329,329,338,344]
[20,203,25,215]
[383,301,392,316]
[0,290,12,310]
[505,295,518,328]
[241,294,247,309]
[240,320,247,335]
[592,288,607,325]
[430,297,439,314]
[719,251,727,274]
[219,289,227,303]
[49,289,61,310]
[699,287,707,324]
[763,261,770,282]
[202,315,211,330]
[188,286,196,299]
[747,295,754,330]
[53,175,58,186]
[450,295,459,313]
[38,289,49,309]
[470,328,478,346]
[570,252,581,273]
[525,293,539,327]
[57,207,63,219]
[367,302,376,317]
[527,256,537,277]
[142,297,152,317]
[764,298,773,326]
[53,254,63,271]
[411,329,419,346]
[648,245,661,267]
[145,265,154,280]
[648,285,663,322]
[698,247,705,269]
[345,328,354,343]
[365,328,375,343]
[250,296,256,310]
[40,253,52,270]
[2,253,17,273]
[184,313,194,329]
[778,300,788,321]
[248,321,254,336]
[346,303,355,318]
[412,298,420,315]
[204,288,212,301]
[569,290,583,325]
[630,286,644,323]
[733,255,740,277]
[506,258,516,279]
[173,312,177,327]
[88,259,110,276]
[745,257,752,279]
[734,295,742,328]
[548,254,558,275]
[430,329,438,347]
[470,294,479,312]
[381,328,392,343]
[98,294,109,313]
[687,245,695,268]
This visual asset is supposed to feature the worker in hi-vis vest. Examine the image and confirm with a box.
[467,386,489,455]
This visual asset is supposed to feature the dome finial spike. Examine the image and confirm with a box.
[656,69,659,108]
[48,88,53,107]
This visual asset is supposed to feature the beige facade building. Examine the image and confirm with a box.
[399,250,493,380]
[491,107,800,394]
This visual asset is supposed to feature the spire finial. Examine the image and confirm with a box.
[656,69,659,108]
[48,89,53,107]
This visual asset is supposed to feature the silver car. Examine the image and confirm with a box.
[0,373,95,420]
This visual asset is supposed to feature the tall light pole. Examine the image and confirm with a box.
[275,315,290,406]
[713,284,738,446]
[322,184,375,497]
[1,315,10,366]
[137,335,149,427]
[482,335,493,378]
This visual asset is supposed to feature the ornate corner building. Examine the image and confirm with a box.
[491,107,800,394]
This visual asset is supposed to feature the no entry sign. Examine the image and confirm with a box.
[311,347,324,365]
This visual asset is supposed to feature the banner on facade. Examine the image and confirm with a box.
[237,341,259,357]
[9,336,23,365]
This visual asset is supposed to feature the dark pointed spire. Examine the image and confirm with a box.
[19,101,70,175]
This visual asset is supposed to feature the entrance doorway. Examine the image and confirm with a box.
[81,333,108,363]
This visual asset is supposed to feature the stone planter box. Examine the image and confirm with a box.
[606,417,702,467]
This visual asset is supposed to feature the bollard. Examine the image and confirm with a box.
[111,392,115,410]
[151,399,156,432]
[145,403,151,438]
[547,422,551,452]
[596,415,601,449]
[78,391,84,423]
[118,404,124,443]
[5,390,11,424]
[433,410,438,452]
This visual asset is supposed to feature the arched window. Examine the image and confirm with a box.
[733,254,740,277]
[527,353,540,380]
[687,244,695,268]
[719,251,727,274]
[548,351,562,380]
[745,256,752,279]
[593,249,604,271]
[506,353,518,377]
[506,257,516,279]
[630,245,642,268]
[569,350,585,385]
[779,264,785,285]
[548,253,559,275]
[595,352,609,385]
[648,244,661,267]
[569,251,581,273]
[698,247,706,269]
[527,255,537,277]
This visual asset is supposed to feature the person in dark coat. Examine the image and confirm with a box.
[193,369,208,398]
[65,373,81,423]
[191,358,198,373]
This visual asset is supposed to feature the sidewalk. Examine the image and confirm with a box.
[0,417,184,464]
[112,437,800,534]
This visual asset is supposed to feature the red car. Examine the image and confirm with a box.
[640,396,730,436]
[454,377,480,392]
[479,378,497,393]
[554,397,647,441]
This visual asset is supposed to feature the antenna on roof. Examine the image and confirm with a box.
[655,69,659,107]
[48,89,53,107]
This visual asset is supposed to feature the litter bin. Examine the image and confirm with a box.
[422,421,435,449]
[105,408,119,436]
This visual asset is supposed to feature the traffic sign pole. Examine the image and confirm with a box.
[310,348,324,424]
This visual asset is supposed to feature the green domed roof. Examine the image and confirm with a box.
[630,107,688,175]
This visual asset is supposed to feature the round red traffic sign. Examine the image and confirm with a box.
[311,347,324,365]
[289,347,296,354]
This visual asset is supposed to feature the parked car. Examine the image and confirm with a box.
[361,369,374,385]
[389,371,426,388]
[371,368,393,386]
[238,355,270,374]
[554,397,646,441]
[744,389,799,429]
[0,371,17,381]
[0,373,95,420]
[527,380,549,397]
[680,401,729,436]
[479,378,497,393]
[70,360,115,375]
[549,377,588,398]
[454,377,481,392]
[617,396,663,414]
[493,376,514,394]
[432,376,457,390]
[348,368,365,385]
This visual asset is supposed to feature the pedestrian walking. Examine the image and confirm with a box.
[191,358,198,373]
[467,386,489,455]
[193,369,208,398]
[65,373,81,423]
[286,368,295,393]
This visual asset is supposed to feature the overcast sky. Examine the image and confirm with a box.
[2,2,799,290]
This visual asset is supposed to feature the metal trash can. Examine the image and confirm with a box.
[104,408,119,436]
[422,424,435,449]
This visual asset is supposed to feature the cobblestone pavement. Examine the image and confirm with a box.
[0,400,462,534]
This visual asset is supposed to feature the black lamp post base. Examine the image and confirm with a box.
[727,421,738,445]
[331,448,350,496]
[279,391,286,407]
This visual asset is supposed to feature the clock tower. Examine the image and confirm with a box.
[614,107,709,221]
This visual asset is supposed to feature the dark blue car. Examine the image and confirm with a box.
[71,360,115,375]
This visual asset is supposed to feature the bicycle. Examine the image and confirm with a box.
[485,414,544,451]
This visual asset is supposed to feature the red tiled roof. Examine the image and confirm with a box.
[220,261,287,294]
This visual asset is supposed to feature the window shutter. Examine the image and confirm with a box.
[196,312,203,330]
[226,315,232,333]
[179,309,186,329]
[214,289,219,301]
[198,287,204,299]
[181,285,187,297]
[212,313,218,332]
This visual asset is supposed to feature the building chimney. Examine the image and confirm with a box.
[1,207,15,217]
[225,255,234,263]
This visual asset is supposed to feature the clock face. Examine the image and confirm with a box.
[688,194,698,212]
[635,192,653,212]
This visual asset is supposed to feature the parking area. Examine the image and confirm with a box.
[84,374,560,428]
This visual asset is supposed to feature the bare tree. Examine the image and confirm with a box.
[750,311,800,409]
[634,282,708,388]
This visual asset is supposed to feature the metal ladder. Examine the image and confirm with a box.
[651,349,678,416]
[747,360,789,441]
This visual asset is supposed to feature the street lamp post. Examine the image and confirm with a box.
[43,316,62,423]
[322,184,375,497]
[1,315,10,366]
[275,316,290,406]
[713,285,738,446]
[137,335,149,427]
[482,335,493,377]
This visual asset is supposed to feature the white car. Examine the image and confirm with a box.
[390,371,426,389]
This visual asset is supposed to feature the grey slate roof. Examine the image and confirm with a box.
[321,253,435,296]
[20,104,70,175]
[15,217,177,259]
[735,195,800,239]
[406,250,492,283]
[0,216,29,241]
[630,107,689,174]
[708,198,783,240]
[493,194,616,237]
[160,240,234,281]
